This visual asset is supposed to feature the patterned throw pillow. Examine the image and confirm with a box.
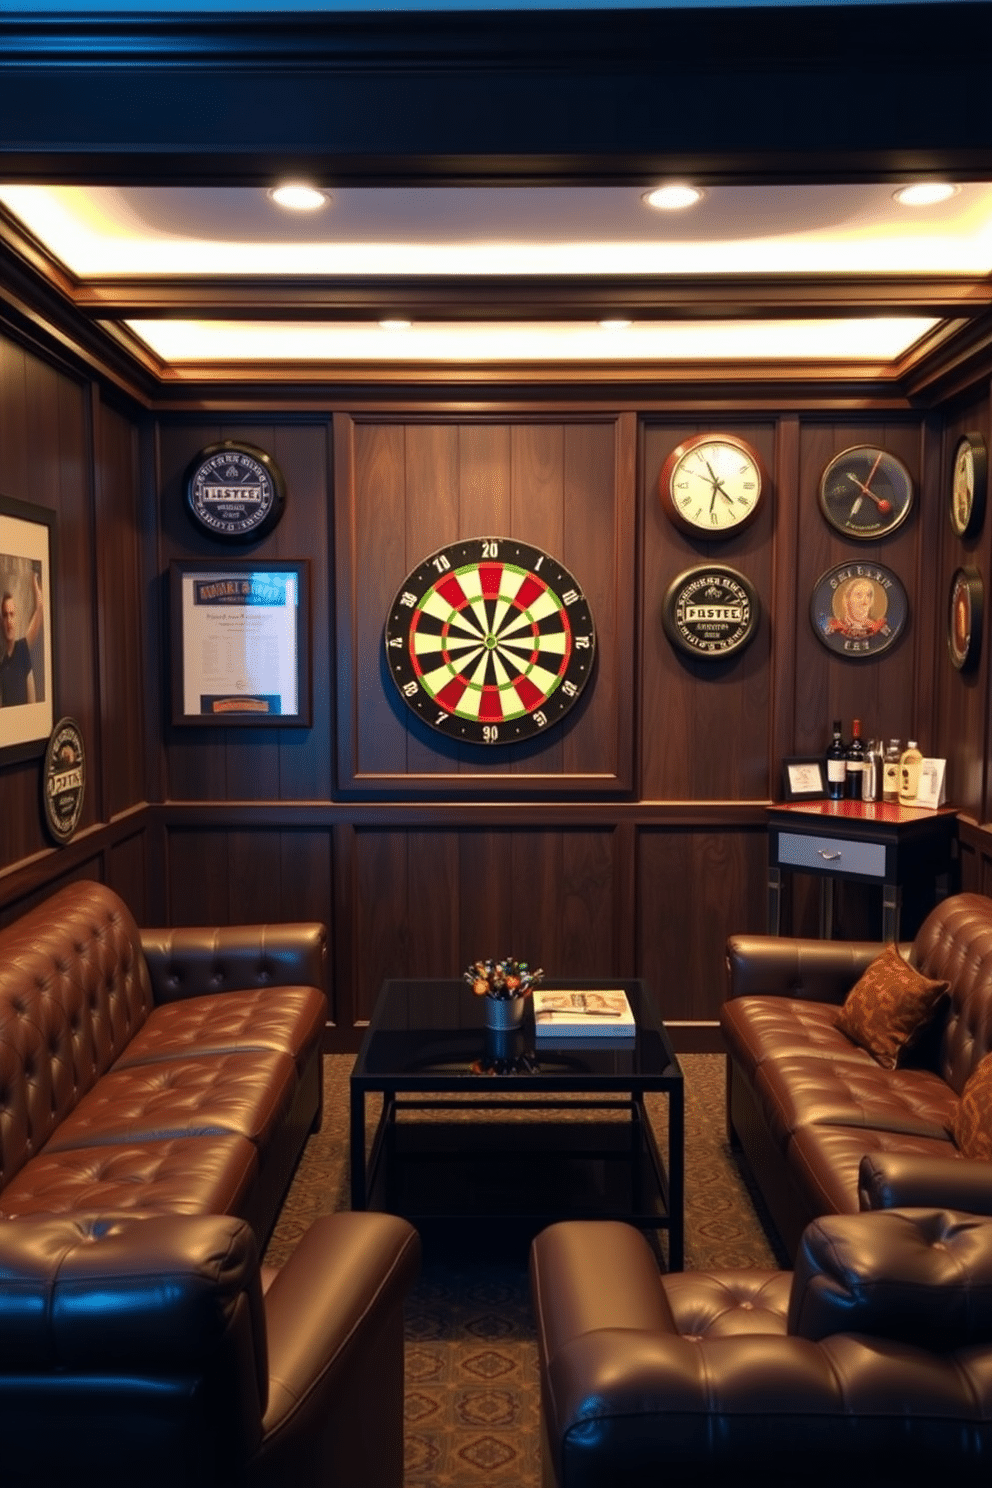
[835,942,949,1070]
[953,1053,992,1159]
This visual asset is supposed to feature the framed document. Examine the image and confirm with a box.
[781,757,827,801]
[170,559,311,726]
[0,493,55,763]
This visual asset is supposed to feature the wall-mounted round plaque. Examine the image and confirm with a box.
[661,565,760,660]
[818,445,914,540]
[810,562,908,659]
[42,717,85,843]
[949,565,983,673]
[950,433,987,541]
[184,441,286,542]
[383,537,595,744]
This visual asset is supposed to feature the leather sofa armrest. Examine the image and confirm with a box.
[789,1207,992,1346]
[544,1328,868,1483]
[725,935,898,1004]
[140,921,327,1004]
[256,1212,421,1488]
[859,1152,992,1215]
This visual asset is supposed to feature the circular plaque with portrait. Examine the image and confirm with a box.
[184,442,286,543]
[662,565,760,660]
[810,562,908,659]
[948,566,983,673]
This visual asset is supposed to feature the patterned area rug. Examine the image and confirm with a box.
[263,1052,784,1486]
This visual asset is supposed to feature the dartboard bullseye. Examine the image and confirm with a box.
[384,538,596,744]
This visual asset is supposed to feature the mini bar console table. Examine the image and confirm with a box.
[767,800,957,942]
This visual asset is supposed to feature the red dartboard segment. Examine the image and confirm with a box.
[435,573,470,610]
[384,537,596,745]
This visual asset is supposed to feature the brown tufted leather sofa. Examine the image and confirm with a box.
[0,878,329,1243]
[0,879,422,1486]
[722,891,992,1258]
[530,1207,992,1488]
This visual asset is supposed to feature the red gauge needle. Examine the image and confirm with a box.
[846,465,892,515]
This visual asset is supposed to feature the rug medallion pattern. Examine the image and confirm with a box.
[263,1053,781,1485]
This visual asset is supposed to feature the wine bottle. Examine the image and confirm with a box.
[899,740,923,805]
[826,719,846,800]
[882,740,901,803]
[845,718,865,800]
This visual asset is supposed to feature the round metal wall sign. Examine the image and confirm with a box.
[184,441,286,542]
[42,717,85,843]
[810,561,908,659]
[662,566,760,660]
[384,537,596,745]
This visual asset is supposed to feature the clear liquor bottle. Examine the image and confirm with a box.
[882,740,901,802]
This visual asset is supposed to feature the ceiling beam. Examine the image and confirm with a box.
[68,274,992,323]
[1,6,992,183]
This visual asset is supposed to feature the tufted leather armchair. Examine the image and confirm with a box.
[531,1209,992,1488]
[0,1207,420,1488]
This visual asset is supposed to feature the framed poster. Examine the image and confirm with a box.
[170,559,311,726]
[0,493,55,762]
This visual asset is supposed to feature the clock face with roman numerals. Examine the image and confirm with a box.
[384,538,596,744]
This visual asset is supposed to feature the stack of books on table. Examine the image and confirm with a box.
[532,988,635,1038]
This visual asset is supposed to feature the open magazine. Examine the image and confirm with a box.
[532,988,635,1038]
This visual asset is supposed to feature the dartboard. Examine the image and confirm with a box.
[384,537,596,744]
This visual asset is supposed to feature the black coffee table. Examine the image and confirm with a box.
[350,978,684,1268]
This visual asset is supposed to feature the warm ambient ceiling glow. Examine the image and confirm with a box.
[126,318,938,364]
[0,181,989,368]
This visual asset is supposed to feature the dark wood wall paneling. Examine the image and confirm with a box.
[335,414,634,793]
[156,419,334,804]
[0,328,151,921]
[7,333,992,1045]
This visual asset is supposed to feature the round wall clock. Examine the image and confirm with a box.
[810,562,908,659]
[950,433,987,541]
[384,537,596,744]
[184,441,286,543]
[658,433,765,538]
[662,566,760,660]
[818,445,914,540]
[949,566,983,673]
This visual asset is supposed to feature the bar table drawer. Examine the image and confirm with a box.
[767,801,958,941]
[776,831,886,879]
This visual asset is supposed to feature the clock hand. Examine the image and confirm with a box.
[846,474,893,513]
[701,459,738,508]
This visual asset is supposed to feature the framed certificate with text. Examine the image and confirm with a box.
[170,559,311,726]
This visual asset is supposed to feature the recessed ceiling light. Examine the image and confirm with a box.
[379,319,411,331]
[599,318,632,331]
[643,185,703,211]
[268,182,329,211]
[893,182,959,207]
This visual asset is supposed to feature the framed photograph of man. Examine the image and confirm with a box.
[0,494,55,761]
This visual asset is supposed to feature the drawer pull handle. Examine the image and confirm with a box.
[818,849,843,860]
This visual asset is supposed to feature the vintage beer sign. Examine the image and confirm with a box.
[42,717,85,843]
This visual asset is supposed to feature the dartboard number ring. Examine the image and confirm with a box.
[384,538,596,744]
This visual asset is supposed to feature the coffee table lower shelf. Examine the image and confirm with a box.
[357,1094,682,1266]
